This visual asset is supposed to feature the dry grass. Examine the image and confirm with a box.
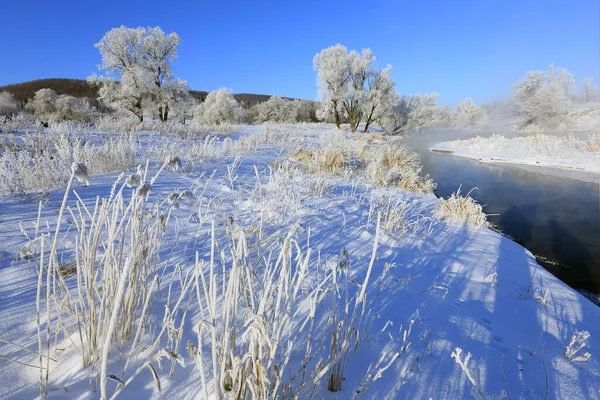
[437,186,489,228]
[288,134,435,194]
[586,133,600,152]
[289,148,314,163]
[382,145,422,171]
[0,130,136,196]
[364,158,435,194]
[290,146,348,173]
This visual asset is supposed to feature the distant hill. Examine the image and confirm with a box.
[0,79,98,108]
[0,78,307,108]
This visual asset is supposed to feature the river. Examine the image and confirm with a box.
[404,129,600,295]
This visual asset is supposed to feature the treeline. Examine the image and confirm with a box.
[1,25,598,133]
[0,78,304,113]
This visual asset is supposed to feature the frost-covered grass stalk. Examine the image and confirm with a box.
[565,331,592,361]
[437,186,489,228]
[0,128,136,196]
[327,215,381,393]
[33,160,184,399]
[451,347,486,400]
[190,221,330,398]
[288,132,435,194]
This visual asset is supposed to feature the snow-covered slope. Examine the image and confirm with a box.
[0,124,598,399]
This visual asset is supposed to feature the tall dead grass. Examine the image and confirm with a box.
[0,129,136,196]
[437,186,488,228]
[289,134,436,194]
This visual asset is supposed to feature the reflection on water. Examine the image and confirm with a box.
[404,130,600,293]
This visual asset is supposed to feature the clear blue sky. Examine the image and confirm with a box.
[0,0,598,106]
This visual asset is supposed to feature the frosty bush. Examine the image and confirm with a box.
[586,133,600,152]
[437,186,488,228]
[251,96,312,123]
[26,88,58,126]
[0,113,37,133]
[54,95,97,122]
[362,144,436,193]
[288,131,435,194]
[513,65,573,130]
[380,93,440,135]
[0,92,19,120]
[193,88,243,125]
[454,98,486,128]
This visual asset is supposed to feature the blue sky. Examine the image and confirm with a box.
[0,0,598,106]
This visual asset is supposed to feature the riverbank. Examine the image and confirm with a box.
[430,134,599,184]
[0,124,599,399]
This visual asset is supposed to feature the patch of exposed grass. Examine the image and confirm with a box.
[437,186,488,228]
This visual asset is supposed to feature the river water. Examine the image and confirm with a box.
[403,129,600,294]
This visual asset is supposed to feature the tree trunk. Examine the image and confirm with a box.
[158,106,164,122]
[158,103,169,123]
[332,100,341,129]
[364,121,371,133]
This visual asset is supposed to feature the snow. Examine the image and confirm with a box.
[0,124,599,399]
[430,134,600,183]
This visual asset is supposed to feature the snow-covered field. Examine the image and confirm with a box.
[0,124,599,399]
[431,133,600,182]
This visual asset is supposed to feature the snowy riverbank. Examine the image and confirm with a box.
[431,133,600,184]
[0,124,599,399]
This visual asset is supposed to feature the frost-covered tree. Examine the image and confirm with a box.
[343,49,375,132]
[165,79,196,124]
[55,96,96,122]
[25,90,96,124]
[380,93,439,135]
[361,66,397,132]
[251,96,313,123]
[142,28,181,122]
[253,96,296,123]
[552,66,575,99]
[513,66,572,129]
[455,98,486,127]
[26,88,58,126]
[193,88,242,125]
[0,92,18,119]
[580,77,599,103]
[314,44,397,132]
[94,73,146,122]
[295,100,314,122]
[437,105,455,127]
[314,44,350,129]
[89,26,181,122]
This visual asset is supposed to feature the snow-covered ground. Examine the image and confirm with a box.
[0,124,599,399]
[431,133,600,183]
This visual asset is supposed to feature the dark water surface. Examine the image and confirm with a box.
[404,130,600,293]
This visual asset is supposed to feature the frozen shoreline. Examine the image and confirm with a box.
[430,142,600,184]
